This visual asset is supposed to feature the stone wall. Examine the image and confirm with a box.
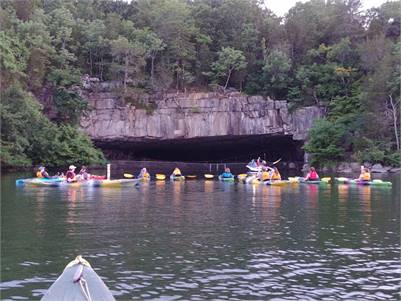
[79,83,323,143]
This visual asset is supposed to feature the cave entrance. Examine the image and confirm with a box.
[95,134,304,163]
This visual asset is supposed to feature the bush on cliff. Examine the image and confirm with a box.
[303,119,346,167]
[0,85,104,167]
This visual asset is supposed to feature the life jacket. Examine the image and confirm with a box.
[222,172,233,178]
[361,172,371,181]
[36,171,43,178]
[261,172,270,181]
[271,171,281,180]
[173,168,181,176]
[309,170,319,180]
[66,171,76,182]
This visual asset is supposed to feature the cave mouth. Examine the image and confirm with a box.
[95,134,304,163]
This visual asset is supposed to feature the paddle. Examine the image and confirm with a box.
[124,173,134,178]
[156,174,166,180]
[272,158,282,165]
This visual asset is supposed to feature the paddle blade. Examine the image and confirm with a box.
[124,173,134,178]
[156,174,166,180]
[272,158,282,165]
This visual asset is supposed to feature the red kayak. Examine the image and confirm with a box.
[90,175,106,180]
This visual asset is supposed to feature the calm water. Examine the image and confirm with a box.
[1,172,400,300]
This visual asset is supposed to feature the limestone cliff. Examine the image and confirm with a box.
[79,83,323,143]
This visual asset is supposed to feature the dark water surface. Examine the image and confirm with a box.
[1,172,400,300]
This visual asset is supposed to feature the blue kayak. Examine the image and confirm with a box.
[16,178,64,186]
[218,175,235,182]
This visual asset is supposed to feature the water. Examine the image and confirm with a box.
[1,172,400,300]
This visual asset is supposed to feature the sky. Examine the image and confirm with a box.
[264,0,392,16]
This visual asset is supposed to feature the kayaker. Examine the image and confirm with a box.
[259,166,272,181]
[304,167,319,181]
[138,167,150,179]
[269,167,281,181]
[66,165,77,182]
[78,166,90,180]
[172,167,182,176]
[36,166,50,179]
[221,167,234,178]
[357,166,371,182]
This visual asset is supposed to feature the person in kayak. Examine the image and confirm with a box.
[220,167,234,178]
[304,167,319,181]
[36,166,50,179]
[357,166,371,182]
[138,167,150,179]
[78,166,90,180]
[269,167,281,181]
[258,166,271,181]
[66,165,77,182]
[172,167,182,177]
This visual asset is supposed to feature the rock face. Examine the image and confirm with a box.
[80,84,323,143]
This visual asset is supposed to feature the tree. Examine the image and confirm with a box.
[211,47,247,90]
[262,49,292,98]
[111,36,145,93]
[134,28,165,88]
[304,119,346,166]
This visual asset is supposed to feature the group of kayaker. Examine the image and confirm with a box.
[35,162,372,183]
[36,165,91,182]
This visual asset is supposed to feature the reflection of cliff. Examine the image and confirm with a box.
[80,84,323,142]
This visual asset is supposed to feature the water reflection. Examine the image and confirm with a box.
[2,175,400,300]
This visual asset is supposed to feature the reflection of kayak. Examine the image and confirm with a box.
[18,178,139,188]
[41,255,115,301]
[218,175,235,182]
[335,177,392,186]
[170,175,185,181]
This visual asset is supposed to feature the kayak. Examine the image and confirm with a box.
[16,178,62,185]
[90,175,106,180]
[18,178,139,188]
[16,178,64,186]
[41,255,115,301]
[264,180,289,186]
[288,177,331,185]
[98,179,140,187]
[335,177,392,186]
[186,175,197,180]
[218,175,235,182]
[170,175,185,181]
[204,174,214,179]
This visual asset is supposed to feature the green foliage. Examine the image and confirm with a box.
[53,87,88,124]
[0,0,400,166]
[0,85,104,167]
[304,119,346,167]
[211,47,247,89]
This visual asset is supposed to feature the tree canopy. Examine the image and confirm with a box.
[1,0,400,166]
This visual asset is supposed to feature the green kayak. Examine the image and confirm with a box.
[335,177,392,186]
